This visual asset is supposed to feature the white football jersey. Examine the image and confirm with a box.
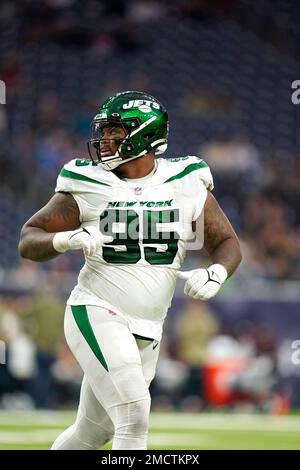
[55,156,213,340]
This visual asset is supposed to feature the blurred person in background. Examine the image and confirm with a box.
[0,299,36,409]
[18,91,241,450]
[150,338,189,411]
[51,339,83,407]
[202,323,282,412]
[20,288,65,408]
[175,298,220,410]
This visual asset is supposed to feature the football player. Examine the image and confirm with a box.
[19,91,241,450]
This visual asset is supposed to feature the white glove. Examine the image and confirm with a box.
[53,226,113,257]
[177,264,228,300]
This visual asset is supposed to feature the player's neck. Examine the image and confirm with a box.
[115,154,156,179]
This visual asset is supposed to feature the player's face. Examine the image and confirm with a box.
[99,125,127,157]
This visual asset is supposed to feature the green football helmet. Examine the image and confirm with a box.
[88,91,169,170]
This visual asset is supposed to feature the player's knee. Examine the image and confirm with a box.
[131,397,151,432]
[113,397,151,435]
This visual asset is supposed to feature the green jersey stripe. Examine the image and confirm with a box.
[60,168,111,187]
[163,161,208,183]
[70,305,108,371]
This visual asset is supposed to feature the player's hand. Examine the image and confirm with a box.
[177,264,228,300]
[53,226,113,256]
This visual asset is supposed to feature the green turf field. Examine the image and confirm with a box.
[0,411,299,450]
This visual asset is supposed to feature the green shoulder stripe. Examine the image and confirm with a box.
[60,168,111,187]
[163,161,208,183]
[71,305,108,371]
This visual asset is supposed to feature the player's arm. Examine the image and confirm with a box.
[203,191,241,276]
[18,192,81,262]
[178,191,241,300]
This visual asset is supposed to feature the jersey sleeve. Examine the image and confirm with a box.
[55,161,74,193]
[55,159,102,223]
[188,155,214,191]
[187,156,214,221]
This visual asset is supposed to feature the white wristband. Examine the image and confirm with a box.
[208,264,228,284]
[52,231,73,253]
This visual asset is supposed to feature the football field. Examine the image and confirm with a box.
[0,411,299,450]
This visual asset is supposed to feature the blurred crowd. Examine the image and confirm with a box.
[1,0,300,280]
[152,298,297,414]
[1,294,299,412]
[0,0,300,411]
[0,293,81,409]
[201,136,300,281]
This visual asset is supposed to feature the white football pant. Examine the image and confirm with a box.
[51,305,160,450]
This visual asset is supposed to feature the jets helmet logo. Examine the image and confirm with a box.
[122,99,160,110]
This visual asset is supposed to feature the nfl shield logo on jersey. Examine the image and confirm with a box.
[134,187,142,195]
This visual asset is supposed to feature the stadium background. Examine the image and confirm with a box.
[0,0,300,449]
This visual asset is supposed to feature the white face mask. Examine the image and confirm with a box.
[100,143,167,171]
[100,151,147,171]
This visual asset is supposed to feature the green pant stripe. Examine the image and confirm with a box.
[70,305,108,372]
